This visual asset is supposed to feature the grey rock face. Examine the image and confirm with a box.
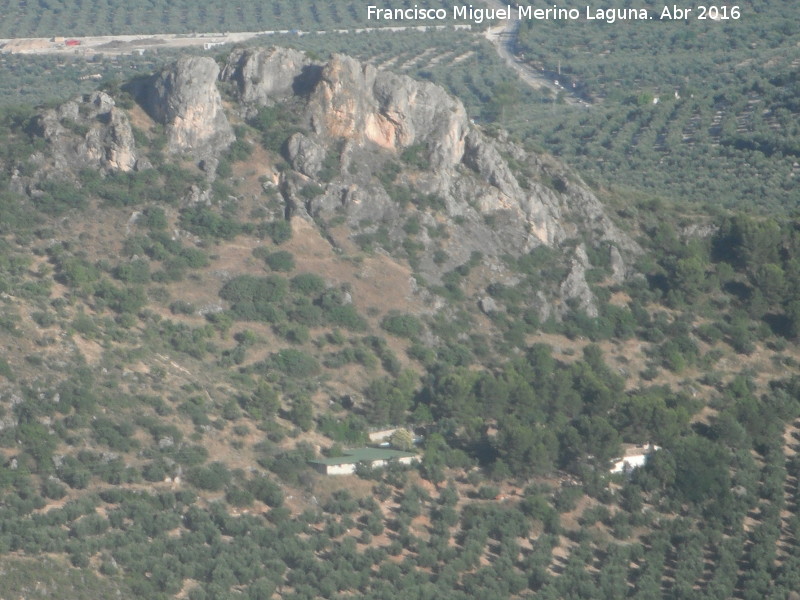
[143,56,234,155]
[478,296,500,315]
[609,245,626,284]
[462,131,564,249]
[32,91,138,172]
[463,130,522,199]
[306,54,469,171]
[287,133,326,178]
[221,47,315,104]
[559,246,599,318]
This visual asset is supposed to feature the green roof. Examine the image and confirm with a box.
[309,447,417,466]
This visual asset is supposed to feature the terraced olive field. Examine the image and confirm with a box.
[508,0,800,213]
[0,0,460,37]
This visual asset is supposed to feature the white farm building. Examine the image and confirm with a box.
[610,444,661,475]
[309,448,418,475]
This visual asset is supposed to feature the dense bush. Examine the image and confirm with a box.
[263,250,295,272]
[247,476,284,507]
[269,349,320,378]
[180,206,241,240]
[258,220,293,245]
[290,273,327,296]
[219,275,288,321]
[187,462,231,491]
[381,313,423,339]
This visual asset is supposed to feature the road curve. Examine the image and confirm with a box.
[481,0,585,106]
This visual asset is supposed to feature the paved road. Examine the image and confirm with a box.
[482,0,586,106]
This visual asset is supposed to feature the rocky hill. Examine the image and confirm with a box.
[20,48,637,321]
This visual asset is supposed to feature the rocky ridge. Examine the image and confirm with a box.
[27,47,639,319]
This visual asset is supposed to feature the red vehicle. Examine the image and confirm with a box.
[65,39,81,46]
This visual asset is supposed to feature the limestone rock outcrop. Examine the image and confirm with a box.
[306,54,469,171]
[559,246,599,318]
[221,47,315,105]
[31,92,139,172]
[286,133,326,178]
[23,47,640,320]
[142,56,234,155]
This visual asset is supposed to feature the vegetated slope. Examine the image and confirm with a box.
[1,48,800,599]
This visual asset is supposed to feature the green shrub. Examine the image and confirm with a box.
[290,397,314,431]
[325,304,367,331]
[221,274,287,304]
[248,476,284,507]
[169,300,195,315]
[94,282,147,314]
[477,485,500,500]
[238,381,280,420]
[179,247,209,269]
[34,180,86,215]
[0,357,13,381]
[41,478,66,500]
[91,418,136,452]
[403,215,421,235]
[141,206,168,230]
[142,461,168,482]
[187,462,231,491]
[263,443,315,484]
[58,256,100,290]
[179,206,241,240]
[288,299,323,326]
[58,457,91,489]
[381,313,423,338]
[270,349,320,378]
[264,250,295,272]
[225,487,254,507]
[273,322,310,344]
[289,273,326,297]
[400,143,429,169]
[174,445,209,466]
[250,104,304,153]
[219,275,289,322]
[300,184,324,200]
[258,220,292,245]
[113,258,150,284]
[317,414,368,444]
